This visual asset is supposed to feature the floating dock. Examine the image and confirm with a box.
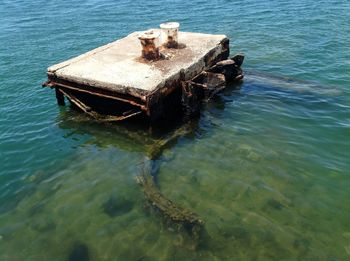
[43,25,243,122]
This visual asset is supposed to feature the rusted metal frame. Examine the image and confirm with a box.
[96,110,142,122]
[59,88,92,115]
[231,53,245,67]
[181,81,202,119]
[98,110,142,122]
[144,79,181,117]
[143,40,230,117]
[220,38,230,58]
[46,74,150,101]
[59,88,142,121]
[203,38,230,67]
[43,78,147,111]
[186,71,225,89]
[55,87,65,106]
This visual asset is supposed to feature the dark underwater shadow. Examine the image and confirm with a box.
[55,70,346,151]
[56,107,200,154]
[61,65,339,150]
[55,82,245,153]
[244,70,344,96]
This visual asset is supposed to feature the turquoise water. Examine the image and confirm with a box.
[1,0,350,260]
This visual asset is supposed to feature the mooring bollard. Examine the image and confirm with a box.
[160,22,180,48]
[138,30,161,60]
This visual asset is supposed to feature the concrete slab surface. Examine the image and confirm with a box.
[48,31,227,96]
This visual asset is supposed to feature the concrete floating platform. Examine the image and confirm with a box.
[44,30,237,121]
[43,28,243,238]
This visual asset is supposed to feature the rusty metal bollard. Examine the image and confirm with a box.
[138,30,161,60]
[160,22,180,48]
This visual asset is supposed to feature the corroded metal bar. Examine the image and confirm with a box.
[44,80,147,111]
[59,89,142,121]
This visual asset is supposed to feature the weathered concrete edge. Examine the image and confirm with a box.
[145,37,229,117]
[149,37,229,95]
[47,32,139,73]
[48,36,229,101]
[47,30,151,74]
[48,32,227,91]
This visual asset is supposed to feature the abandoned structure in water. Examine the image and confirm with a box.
[43,22,244,122]
[42,23,245,245]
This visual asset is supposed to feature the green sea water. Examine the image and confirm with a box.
[0,0,350,260]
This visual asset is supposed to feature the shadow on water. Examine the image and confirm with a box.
[244,70,344,97]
